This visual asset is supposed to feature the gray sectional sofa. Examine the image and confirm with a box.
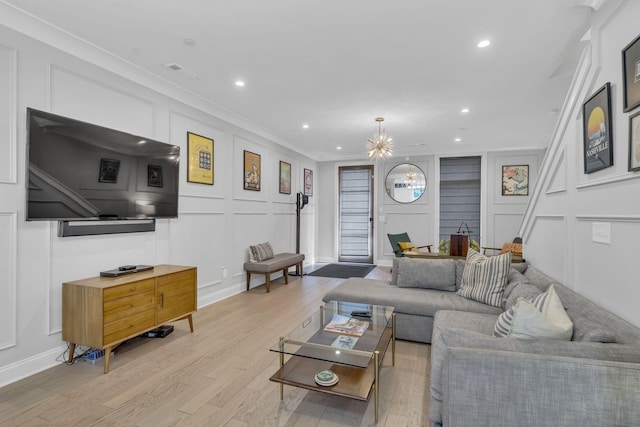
[322,257,640,427]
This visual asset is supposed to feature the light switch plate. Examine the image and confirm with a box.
[592,222,611,244]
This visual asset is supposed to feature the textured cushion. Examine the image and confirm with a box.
[395,258,456,291]
[501,269,531,309]
[248,242,274,263]
[398,241,414,250]
[457,248,511,307]
[494,284,573,340]
[504,282,542,311]
[500,242,523,256]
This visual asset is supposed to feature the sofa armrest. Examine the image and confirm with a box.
[442,347,640,427]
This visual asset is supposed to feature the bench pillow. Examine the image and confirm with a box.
[248,242,274,263]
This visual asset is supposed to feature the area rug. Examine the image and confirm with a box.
[308,263,376,279]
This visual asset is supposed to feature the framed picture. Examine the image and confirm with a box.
[502,165,529,196]
[147,165,163,187]
[304,168,313,196]
[99,158,120,183]
[622,33,640,113]
[187,132,214,185]
[629,111,640,172]
[279,161,291,194]
[583,82,613,174]
[243,150,261,191]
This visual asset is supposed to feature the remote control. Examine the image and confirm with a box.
[118,265,137,271]
[351,311,372,317]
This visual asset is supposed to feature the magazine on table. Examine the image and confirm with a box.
[324,314,369,337]
[331,335,359,349]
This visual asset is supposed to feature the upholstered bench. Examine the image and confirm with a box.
[244,242,304,293]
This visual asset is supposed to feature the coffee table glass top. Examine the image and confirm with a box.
[270,301,394,368]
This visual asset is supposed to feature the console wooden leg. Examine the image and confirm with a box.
[188,314,194,333]
[104,347,112,374]
[67,343,76,364]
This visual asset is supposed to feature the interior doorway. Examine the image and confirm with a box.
[338,165,374,263]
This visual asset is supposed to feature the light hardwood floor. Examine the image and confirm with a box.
[0,267,431,426]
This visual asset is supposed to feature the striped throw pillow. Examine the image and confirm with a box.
[248,242,274,263]
[457,248,511,307]
[494,284,573,340]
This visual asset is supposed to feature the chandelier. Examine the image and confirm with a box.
[367,117,393,160]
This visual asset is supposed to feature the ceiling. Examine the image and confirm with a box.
[4,0,595,161]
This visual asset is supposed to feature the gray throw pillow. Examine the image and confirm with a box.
[395,258,457,291]
[505,282,543,311]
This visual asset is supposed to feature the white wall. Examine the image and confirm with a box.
[0,18,316,386]
[521,0,640,327]
[316,150,544,266]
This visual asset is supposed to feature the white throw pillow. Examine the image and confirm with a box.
[494,284,573,340]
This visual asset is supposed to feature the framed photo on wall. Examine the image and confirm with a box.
[582,82,613,174]
[622,33,640,112]
[501,165,529,196]
[99,158,120,183]
[147,165,163,187]
[187,132,214,185]
[304,168,313,196]
[243,150,261,191]
[279,161,291,194]
[629,111,640,171]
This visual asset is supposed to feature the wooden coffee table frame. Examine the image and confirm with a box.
[270,306,395,422]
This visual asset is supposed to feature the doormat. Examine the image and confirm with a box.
[307,263,376,279]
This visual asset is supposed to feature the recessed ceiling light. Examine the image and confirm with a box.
[461,108,470,113]
[336,146,342,150]
[302,124,309,129]
[454,138,462,142]
[477,40,490,48]
[235,80,245,87]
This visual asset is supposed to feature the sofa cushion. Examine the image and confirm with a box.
[248,242,274,262]
[504,282,541,311]
[457,249,511,307]
[394,258,456,291]
[501,269,532,309]
[429,324,640,423]
[494,285,573,340]
[323,278,502,318]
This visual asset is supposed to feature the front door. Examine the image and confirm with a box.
[338,165,374,263]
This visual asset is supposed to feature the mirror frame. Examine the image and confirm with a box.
[385,163,427,204]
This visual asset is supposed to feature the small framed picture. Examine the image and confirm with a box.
[244,150,261,191]
[502,165,529,196]
[304,168,313,196]
[147,165,163,187]
[99,158,120,183]
[279,161,291,194]
[187,132,214,185]
[629,111,640,172]
[582,82,613,174]
[622,33,640,113]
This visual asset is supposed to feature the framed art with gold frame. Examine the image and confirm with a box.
[244,150,261,191]
[187,132,214,185]
[279,161,291,194]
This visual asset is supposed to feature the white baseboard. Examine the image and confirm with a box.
[0,345,67,388]
[198,282,245,309]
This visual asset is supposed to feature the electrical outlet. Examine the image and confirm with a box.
[592,222,611,244]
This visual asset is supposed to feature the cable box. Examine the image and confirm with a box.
[100,265,154,277]
[141,325,174,338]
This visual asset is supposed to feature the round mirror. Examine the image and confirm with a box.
[385,163,426,203]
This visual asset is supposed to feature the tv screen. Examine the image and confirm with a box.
[26,108,180,221]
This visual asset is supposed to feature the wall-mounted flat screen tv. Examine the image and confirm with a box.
[26,108,180,221]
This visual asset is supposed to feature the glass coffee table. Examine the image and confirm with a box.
[269,301,395,422]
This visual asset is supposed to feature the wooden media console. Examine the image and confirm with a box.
[62,264,197,373]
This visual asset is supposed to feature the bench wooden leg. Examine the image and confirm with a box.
[246,271,251,291]
[265,272,271,293]
[283,268,289,284]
